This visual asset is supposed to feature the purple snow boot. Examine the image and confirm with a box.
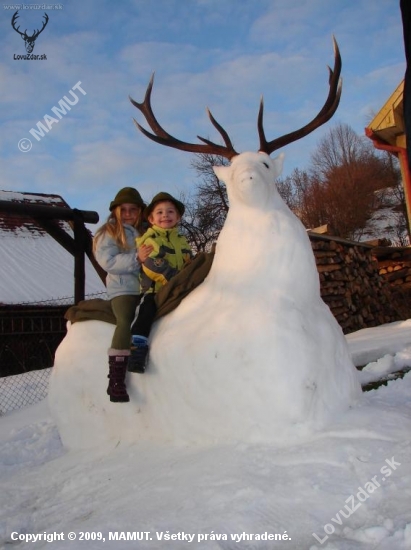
[107,352,130,403]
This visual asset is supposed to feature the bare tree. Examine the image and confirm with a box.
[311,123,364,176]
[179,154,230,252]
[300,123,403,239]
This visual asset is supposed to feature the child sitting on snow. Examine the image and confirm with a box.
[93,187,152,403]
[128,192,193,373]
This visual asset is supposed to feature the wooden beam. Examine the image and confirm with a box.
[0,201,99,224]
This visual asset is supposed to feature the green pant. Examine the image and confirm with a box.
[110,295,141,350]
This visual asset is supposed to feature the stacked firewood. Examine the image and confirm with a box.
[372,246,411,290]
[309,235,409,334]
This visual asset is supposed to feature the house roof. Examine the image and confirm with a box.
[0,191,106,305]
[366,80,405,148]
[0,191,71,236]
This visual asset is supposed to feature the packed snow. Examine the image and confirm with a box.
[49,153,361,450]
[0,322,410,549]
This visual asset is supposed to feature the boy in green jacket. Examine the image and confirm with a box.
[128,192,193,373]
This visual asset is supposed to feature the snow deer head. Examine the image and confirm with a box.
[129,38,342,207]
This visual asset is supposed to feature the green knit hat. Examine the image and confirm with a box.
[144,192,185,218]
[109,187,145,211]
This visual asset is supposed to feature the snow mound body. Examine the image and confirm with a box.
[49,153,361,450]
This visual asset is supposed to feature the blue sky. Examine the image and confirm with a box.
[1,0,406,228]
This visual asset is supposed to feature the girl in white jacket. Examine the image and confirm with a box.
[94,187,152,403]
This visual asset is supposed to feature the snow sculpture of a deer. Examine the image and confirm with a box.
[125,37,360,441]
[49,40,360,450]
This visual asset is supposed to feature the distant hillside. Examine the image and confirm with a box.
[361,187,409,246]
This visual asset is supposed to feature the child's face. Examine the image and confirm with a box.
[120,203,141,226]
[148,201,181,229]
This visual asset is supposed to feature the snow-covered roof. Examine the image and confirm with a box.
[0,190,106,305]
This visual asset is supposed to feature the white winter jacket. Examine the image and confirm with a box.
[94,224,141,300]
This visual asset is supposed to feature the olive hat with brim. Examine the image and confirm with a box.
[144,192,185,218]
[109,187,146,211]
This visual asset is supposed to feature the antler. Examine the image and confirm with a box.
[130,38,341,160]
[11,11,49,38]
[258,37,342,155]
[32,13,49,39]
[129,74,239,160]
[11,11,25,36]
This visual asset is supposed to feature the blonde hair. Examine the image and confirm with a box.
[93,205,144,252]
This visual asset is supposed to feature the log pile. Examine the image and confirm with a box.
[372,246,411,290]
[309,235,411,334]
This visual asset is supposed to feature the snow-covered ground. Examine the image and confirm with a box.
[2,152,411,549]
[1,320,410,550]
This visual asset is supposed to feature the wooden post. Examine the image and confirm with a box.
[73,209,86,304]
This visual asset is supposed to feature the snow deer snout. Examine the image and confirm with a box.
[213,152,284,208]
